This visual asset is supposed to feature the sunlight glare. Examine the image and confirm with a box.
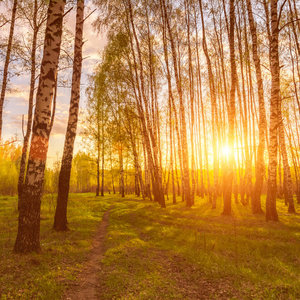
[221,146,231,156]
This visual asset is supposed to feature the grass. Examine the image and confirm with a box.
[1,193,300,299]
[0,193,111,300]
[97,195,300,299]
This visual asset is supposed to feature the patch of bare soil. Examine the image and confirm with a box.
[63,208,112,300]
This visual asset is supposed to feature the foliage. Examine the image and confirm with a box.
[72,151,96,193]
[43,152,98,195]
[0,141,21,196]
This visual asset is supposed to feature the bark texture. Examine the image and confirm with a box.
[278,109,295,214]
[199,0,218,209]
[53,0,84,231]
[266,0,279,222]
[18,0,38,200]
[14,0,66,253]
[246,0,266,214]
[222,0,237,216]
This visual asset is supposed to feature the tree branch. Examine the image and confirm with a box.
[0,139,20,147]
[278,0,288,25]
[0,20,9,28]
[63,7,73,19]
[84,9,96,22]
[279,18,300,32]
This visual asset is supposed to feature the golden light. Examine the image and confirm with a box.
[221,146,231,156]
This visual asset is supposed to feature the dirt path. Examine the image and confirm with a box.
[64,208,112,300]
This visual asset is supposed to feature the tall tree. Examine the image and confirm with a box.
[53,0,84,231]
[14,0,66,253]
[266,0,281,221]
[199,0,218,209]
[222,0,237,215]
[246,0,266,214]
[18,0,48,200]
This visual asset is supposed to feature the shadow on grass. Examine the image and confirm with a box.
[99,196,300,299]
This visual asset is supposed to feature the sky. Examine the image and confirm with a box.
[2,1,107,168]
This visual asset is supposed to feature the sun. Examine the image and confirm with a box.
[221,146,231,156]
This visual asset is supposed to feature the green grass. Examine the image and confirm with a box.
[1,193,300,299]
[0,193,111,300]
[97,195,300,299]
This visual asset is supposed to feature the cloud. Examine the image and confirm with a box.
[56,101,70,114]
[2,113,23,141]
[50,115,68,136]
[6,96,28,107]
[4,115,22,128]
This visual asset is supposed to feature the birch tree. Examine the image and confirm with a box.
[246,0,266,214]
[222,0,237,216]
[53,0,84,231]
[14,0,66,253]
[18,0,48,199]
[266,0,281,222]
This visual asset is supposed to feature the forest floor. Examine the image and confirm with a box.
[64,208,112,300]
[1,193,300,299]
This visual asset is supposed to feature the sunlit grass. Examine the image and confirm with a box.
[0,193,111,299]
[98,194,300,299]
[1,193,300,299]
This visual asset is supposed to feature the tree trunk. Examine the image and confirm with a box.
[110,146,115,194]
[266,0,280,222]
[236,3,251,206]
[14,0,66,253]
[185,0,195,205]
[222,0,237,216]
[18,0,38,200]
[101,117,105,196]
[278,110,295,213]
[199,0,218,209]
[246,0,266,214]
[53,0,84,231]
[120,143,125,197]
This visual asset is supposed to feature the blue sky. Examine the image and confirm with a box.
[2,2,107,167]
